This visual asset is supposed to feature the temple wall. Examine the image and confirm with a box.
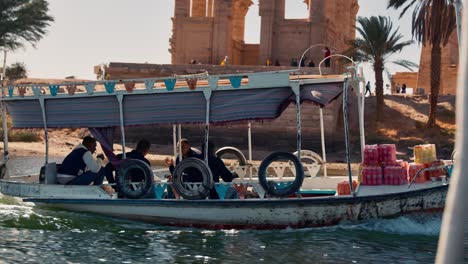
[171,0,359,71]
[416,32,459,95]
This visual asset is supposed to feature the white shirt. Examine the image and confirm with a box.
[74,144,103,175]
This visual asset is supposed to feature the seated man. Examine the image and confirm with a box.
[198,141,238,199]
[164,139,202,198]
[164,138,200,179]
[104,139,151,185]
[57,136,105,185]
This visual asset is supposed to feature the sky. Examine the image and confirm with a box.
[5,0,421,90]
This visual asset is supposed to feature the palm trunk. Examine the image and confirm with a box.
[374,62,384,121]
[427,45,442,127]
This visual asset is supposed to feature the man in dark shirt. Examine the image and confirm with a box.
[198,141,238,199]
[104,139,151,185]
[164,138,202,181]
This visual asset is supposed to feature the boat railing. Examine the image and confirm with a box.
[407,165,449,189]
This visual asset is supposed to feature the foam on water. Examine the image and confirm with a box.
[338,213,442,236]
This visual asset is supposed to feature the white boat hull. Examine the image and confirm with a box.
[23,184,447,229]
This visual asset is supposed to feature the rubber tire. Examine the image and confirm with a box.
[258,152,304,198]
[0,163,5,180]
[172,157,213,200]
[216,146,247,166]
[117,159,154,199]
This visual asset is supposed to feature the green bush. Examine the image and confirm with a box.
[0,129,41,142]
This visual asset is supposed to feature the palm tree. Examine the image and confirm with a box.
[0,0,54,50]
[347,16,417,121]
[388,0,456,127]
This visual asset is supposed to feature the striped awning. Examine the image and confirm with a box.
[6,82,344,128]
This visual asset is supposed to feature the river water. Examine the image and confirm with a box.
[1,157,467,263]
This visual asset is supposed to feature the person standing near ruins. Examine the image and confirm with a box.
[323,47,331,67]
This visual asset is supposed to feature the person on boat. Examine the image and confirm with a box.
[57,136,105,185]
[164,139,202,198]
[103,139,151,186]
[198,141,238,199]
[164,138,201,175]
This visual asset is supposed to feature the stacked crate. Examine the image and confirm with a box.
[360,144,407,186]
[409,144,446,183]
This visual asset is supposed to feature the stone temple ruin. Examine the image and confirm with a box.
[170,0,359,68]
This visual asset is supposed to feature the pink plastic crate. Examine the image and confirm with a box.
[361,166,382,185]
[363,145,379,166]
[383,166,407,185]
[378,144,397,163]
[382,160,408,169]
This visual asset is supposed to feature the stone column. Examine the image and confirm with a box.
[309,0,327,52]
[212,0,234,64]
[174,0,190,17]
[232,0,253,41]
[192,0,207,17]
[207,0,214,17]
[171,0,191,64]
[258,0,276,65]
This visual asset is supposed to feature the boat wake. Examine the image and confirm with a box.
[334,213,442,236]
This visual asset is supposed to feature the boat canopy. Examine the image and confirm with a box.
[2,72,346,129]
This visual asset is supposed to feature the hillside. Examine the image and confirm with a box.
[359,94,455,161]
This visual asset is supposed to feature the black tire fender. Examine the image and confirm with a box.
[0,163,5,180]
[216,146,247,166]
[118,159,153,199]
[258,152,304,197]
[172,157,213,200]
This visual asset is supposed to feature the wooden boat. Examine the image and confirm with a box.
[0,68,449,229]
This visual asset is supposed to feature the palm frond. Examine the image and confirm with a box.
[391,59,419,71]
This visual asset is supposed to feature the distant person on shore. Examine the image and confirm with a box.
[290,58,298,67]
[323,47,331,67]
[57,136,105,185]
[396,83,401,94]
[220,56,229,66]
[103,139,151,187]
[300,56,306,67]
[401,83,407,94]
[274,59,280,66]
[308,59,315,67]
[266,58,271,66]
[365,81,371,96]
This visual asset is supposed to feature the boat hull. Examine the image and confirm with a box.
[24,185,447,229]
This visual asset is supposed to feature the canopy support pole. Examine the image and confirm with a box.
[117,94,126,159]
[291,83,301,161]
[319,107,328,177]
[38,98,49,164]
[203,89,212,164]
[454,0,463,48]
[1,49,8,163]
[342,78,354,196]
[177,124,182,163]
[436,3,467,262]
[248,122,253,180]
[172,124,177,158]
